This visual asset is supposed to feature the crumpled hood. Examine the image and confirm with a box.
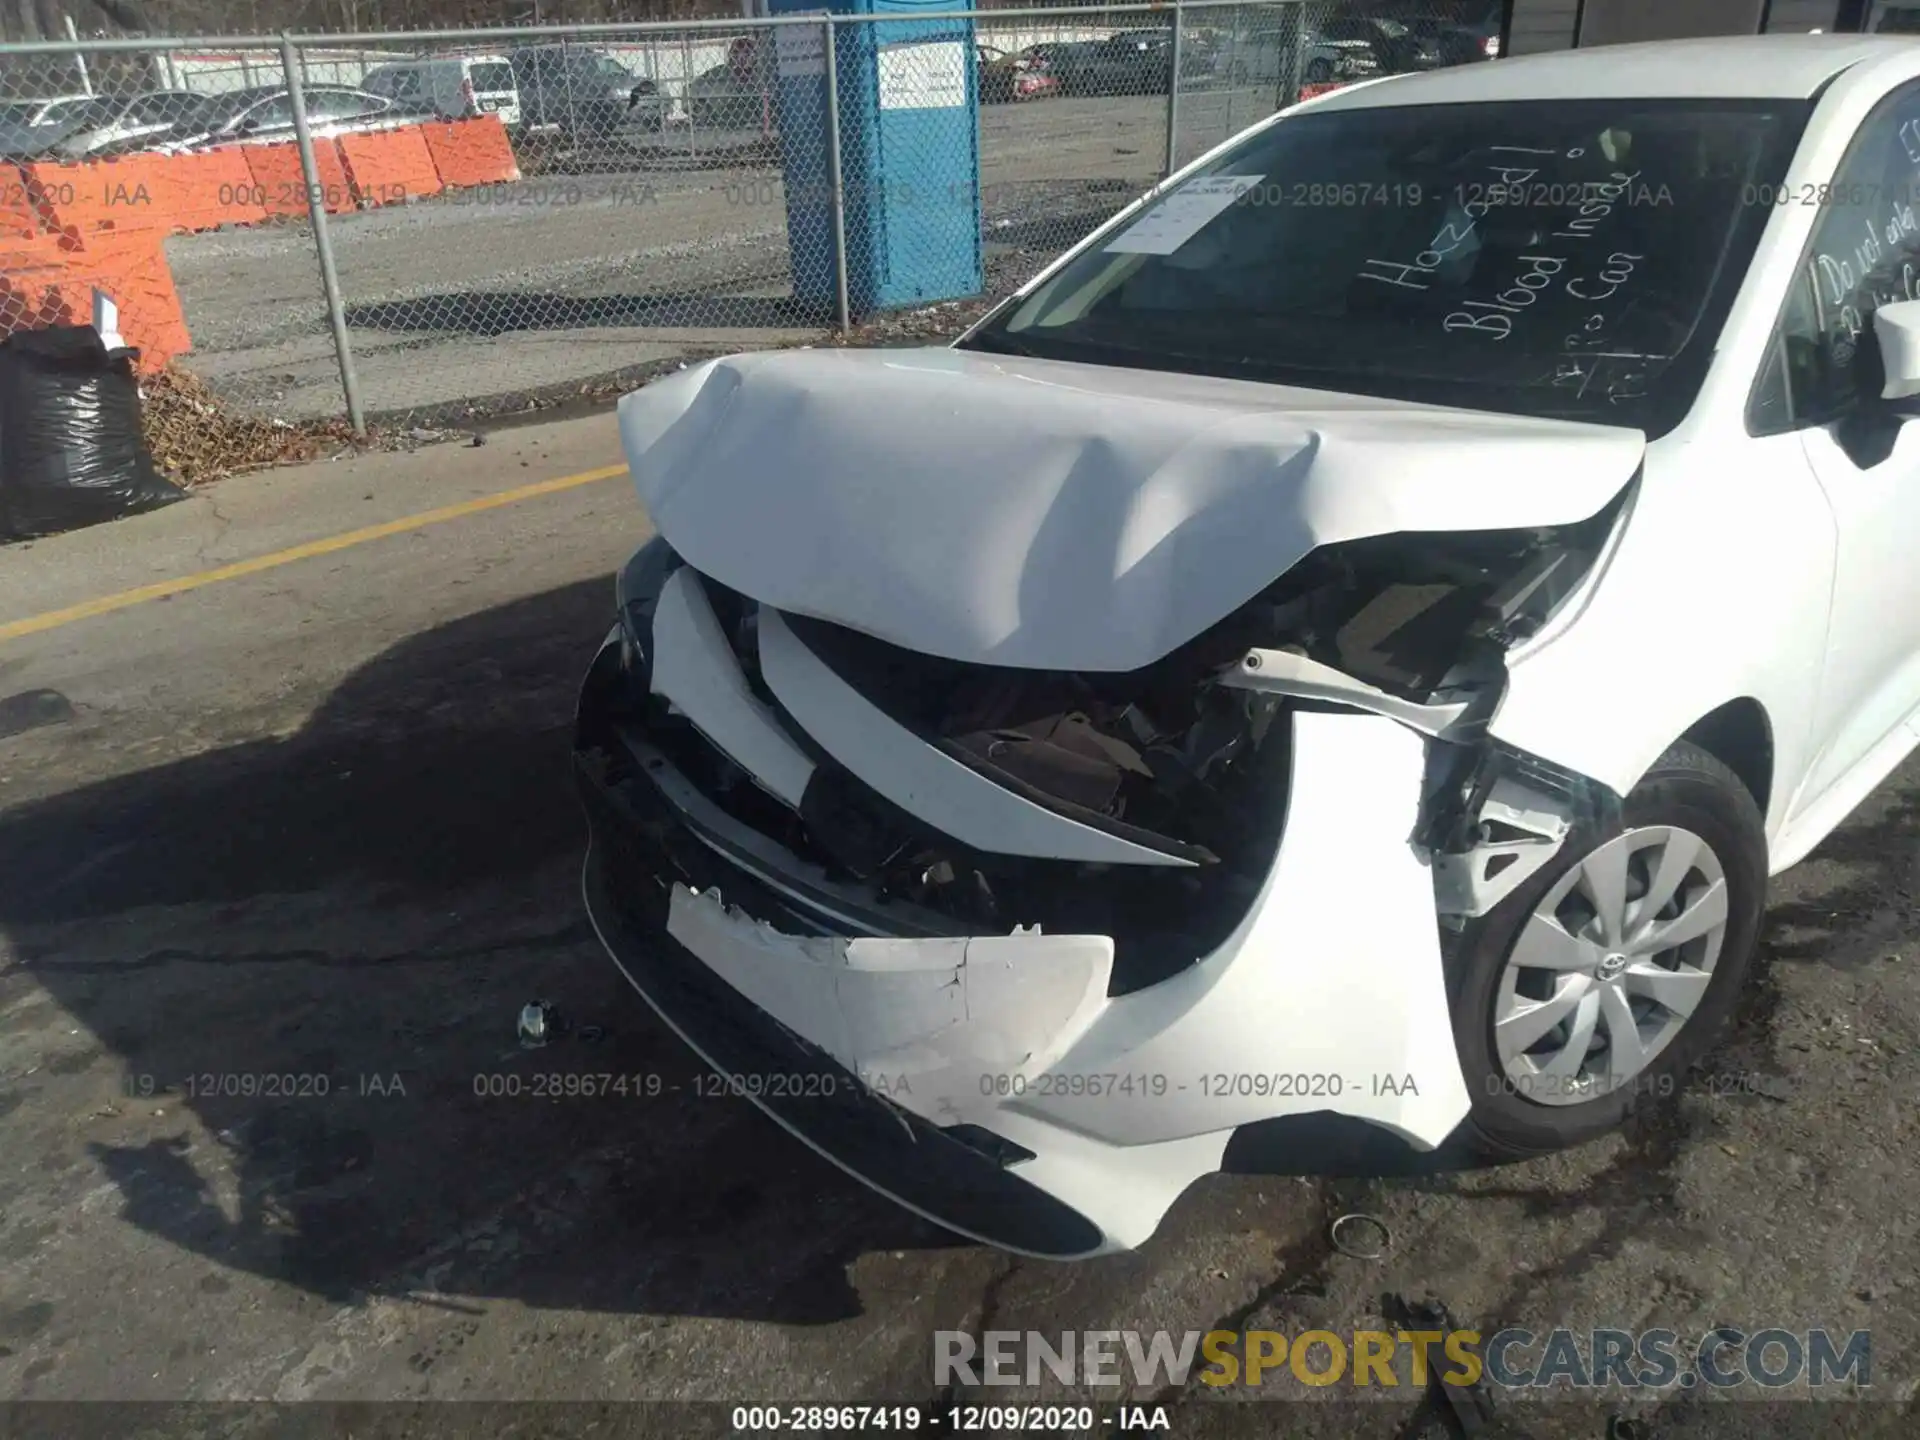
[618,346,1645,672]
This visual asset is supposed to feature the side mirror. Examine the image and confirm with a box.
[1875,298,1920,403]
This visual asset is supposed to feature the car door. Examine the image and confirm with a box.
[1765,79,1920,813]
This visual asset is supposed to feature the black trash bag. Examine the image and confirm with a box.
[0,325,183,541]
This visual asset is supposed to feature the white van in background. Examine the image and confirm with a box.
[362,54,521,126]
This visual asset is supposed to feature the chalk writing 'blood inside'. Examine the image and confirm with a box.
[1353,145,1673,343]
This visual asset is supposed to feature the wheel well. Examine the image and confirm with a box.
[1681,699,1773,817]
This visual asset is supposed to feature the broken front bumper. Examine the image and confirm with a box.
[575,601,1475,1257]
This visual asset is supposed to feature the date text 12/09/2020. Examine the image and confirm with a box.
[975,1072,1420,1099]
[728,1404,1173,1432]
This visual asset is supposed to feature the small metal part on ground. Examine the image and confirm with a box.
[1330,1212,1391,1259]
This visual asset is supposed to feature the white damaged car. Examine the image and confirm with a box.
[578,35,1920,1256]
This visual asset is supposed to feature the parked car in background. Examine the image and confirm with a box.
[1082,29,1177,95]
[1424,0,1505,64]
[0,94,97,130]
[41,91,204,158]
[1358,1,1494,70]
[1302,14,1395,82]
[1023,40,1101,96]
[1215,12,1382,88]
[154,85,402,151]
[509,44,664,139]
[977,43,1019,103]
[363,54,521,127]
[977,42,1060,103]
[684,35,770,130]
[0,116,60,159]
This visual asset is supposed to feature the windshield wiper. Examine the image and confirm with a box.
[960,329,1040,357]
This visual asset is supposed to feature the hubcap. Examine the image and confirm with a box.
[1493,825,1729,1107]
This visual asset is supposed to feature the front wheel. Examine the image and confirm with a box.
[1304,58,1333,83]
[1447,741,1768,1158]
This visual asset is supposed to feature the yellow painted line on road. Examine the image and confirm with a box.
[0,462,630,646]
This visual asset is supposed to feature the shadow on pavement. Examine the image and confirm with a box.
[0,579,960,1326]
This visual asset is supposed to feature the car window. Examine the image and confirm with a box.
[61,97,125,130]
[307,89,381,122]
[1876,5,1920,34]
[1750,81,1920,434]
[966,97,1808,439]
[126,94,186,124]
[470,62,514,91]
[35,97,92,126]
[241,95,295,128]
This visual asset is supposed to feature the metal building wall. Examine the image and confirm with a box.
[1504,0,1847,53]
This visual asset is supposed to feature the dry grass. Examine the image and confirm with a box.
[140,365,360,487]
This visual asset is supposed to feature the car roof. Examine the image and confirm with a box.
[1311,34,1920,107]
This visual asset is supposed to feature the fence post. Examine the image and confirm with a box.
[1284,0,1306,110]
[282,33,366,437]
[1164,0,1182,179]
[64,16,93,95]
[823,13,851,334]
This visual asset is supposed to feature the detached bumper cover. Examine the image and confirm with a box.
[576,622,1474,1255]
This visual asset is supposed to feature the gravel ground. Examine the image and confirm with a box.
[162,90,1262,427]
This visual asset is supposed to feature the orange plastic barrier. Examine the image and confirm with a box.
[0,228,191,372]
[243,139,355,218]
[21,155,172,236]
[419,116,521,190]
[0,164,40,239]
[76,225,192,371]
[338,126,443,209]
[1297,82,1356,102]
[0,236,85,338]
[165,146,267,233]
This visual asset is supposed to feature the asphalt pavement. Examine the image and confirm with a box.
[0,412,1917,1437]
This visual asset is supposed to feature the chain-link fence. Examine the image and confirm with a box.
[0,0,1502,441]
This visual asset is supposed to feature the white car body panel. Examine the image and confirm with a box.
[656,711,1467,1255]
[648,566,816,809]
[756,605,1197,865]
[586,35,1920,1256]
[618,349,1645,673]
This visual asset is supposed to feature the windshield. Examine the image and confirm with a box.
[962,98,1806,435]
[176,89,271,132]
[33,96,93,126]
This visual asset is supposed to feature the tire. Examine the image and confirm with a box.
[1305,58,1333,83]
[1447,740,1768,1159]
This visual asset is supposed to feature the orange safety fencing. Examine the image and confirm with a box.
[0,227,188,373]
[167,146,268,232]
[0,117,525,374]
[420,116,522,189]
[338,126,443,209]
[20,154,173,236]
[0,164,43,239]
[7,116,520,239]
[244,139,356,219]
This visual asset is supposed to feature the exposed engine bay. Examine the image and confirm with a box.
[626,483,1634,995]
